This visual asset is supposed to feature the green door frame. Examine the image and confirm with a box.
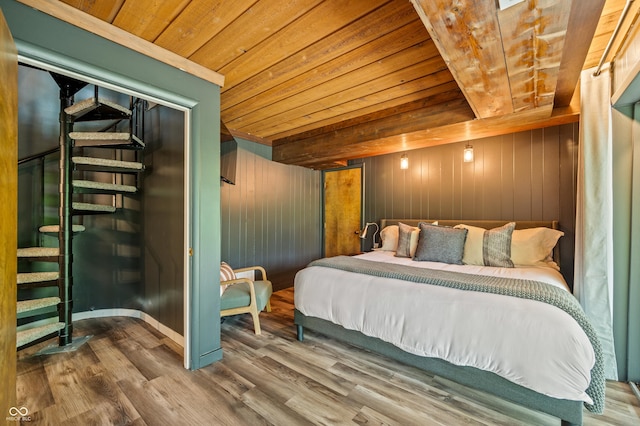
[1,0,222,369]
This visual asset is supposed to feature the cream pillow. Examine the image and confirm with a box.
[454,224,485,265]
[511,227,564,267]
[380,225,399,251]
[380,222,437,253]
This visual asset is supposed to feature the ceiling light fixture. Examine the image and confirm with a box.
[400,153,409,169]
[463,144,474,163]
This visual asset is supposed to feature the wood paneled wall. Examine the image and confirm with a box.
[221,141,321,290]
[359,123,579,285]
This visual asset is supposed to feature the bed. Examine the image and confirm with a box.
[294,219,604,426]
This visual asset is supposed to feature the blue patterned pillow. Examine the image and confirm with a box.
[414,223,468,264]
[482,222,515,267]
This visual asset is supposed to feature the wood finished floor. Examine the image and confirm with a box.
[15,288,640,425]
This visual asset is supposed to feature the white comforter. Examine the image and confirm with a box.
[294,251,595,404]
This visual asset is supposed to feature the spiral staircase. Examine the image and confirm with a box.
[16,74,145,351]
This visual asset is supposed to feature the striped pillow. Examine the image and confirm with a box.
[395,222,419,258]
[220,262,236,295]
[482,222,515,267]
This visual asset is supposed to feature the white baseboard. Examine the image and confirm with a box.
[73,309,184,347]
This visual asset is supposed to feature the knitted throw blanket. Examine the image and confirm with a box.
[309,256,605,413]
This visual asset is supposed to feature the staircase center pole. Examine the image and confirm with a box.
[58,90,74,346]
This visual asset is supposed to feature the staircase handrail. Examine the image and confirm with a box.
[18,146,60,165]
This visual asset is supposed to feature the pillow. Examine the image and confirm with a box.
[453,224,485,265]
[380,222,434,253]
[511,227,564,267]
[379,225,399,251]
[414,223,468,264]
[482,222,515,267]
[395,222,420,258]
[220,261,236,295]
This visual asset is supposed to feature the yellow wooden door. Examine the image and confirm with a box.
[324,167,362,257]
[0,9,18,418]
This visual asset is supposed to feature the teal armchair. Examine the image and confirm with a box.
[220,265,272,335]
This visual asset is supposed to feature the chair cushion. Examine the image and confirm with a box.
[220,280,272,312]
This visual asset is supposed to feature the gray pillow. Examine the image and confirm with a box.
[395,222,414,258]
[414,223,468,264]
[482,222,515,267]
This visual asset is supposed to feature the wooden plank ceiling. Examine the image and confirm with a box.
[25,0,631,168]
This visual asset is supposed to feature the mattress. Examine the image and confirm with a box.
[294,251,595,404]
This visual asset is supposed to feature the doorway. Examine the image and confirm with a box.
[323,166,363,257]
[15,59,191,364]
[1,8,18,416]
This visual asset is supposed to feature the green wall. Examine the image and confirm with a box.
[611,104,640,382]
[358,124,579,287]
[221,140,321,290]
[1,0,222,369]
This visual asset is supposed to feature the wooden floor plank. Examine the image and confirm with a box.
[15,365,55,415]
[348,384,449,426]
[258,343,354,396]
[240,386,315,426]
[88,337,149,384]
[116,377,183,426]
[14,287,640,425]
[332,362,495,426]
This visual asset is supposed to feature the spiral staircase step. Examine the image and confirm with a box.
[73,179,137,193]
[16,321,65,348]
[70,132,145,149]
[72,201,117,214]
[17,297,61,314]
[17,247,60,258]
[72,156,144,172]
[64,97,131,119]
[17,271,59,285]
[39,224,86,233]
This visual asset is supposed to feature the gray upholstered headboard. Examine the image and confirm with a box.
[379,219,561,265]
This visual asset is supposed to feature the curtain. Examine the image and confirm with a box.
[575,64,618,380]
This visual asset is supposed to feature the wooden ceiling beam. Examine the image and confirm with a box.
[497,0,571,112]
[268,79,461,141]
[273,86,465,146]
[273,105,579,168]
[308,160,348,170]
[554,0,607,106]
[410,0,512,119]
[273,98,474,165]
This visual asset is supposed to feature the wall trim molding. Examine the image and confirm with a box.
[73,309,184,347]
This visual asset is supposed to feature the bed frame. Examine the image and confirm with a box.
[295,219,584,425]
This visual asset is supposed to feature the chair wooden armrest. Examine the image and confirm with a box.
[220,277,252,286]
[232,265,268,281]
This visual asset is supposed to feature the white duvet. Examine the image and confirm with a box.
[294,251,595,404]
